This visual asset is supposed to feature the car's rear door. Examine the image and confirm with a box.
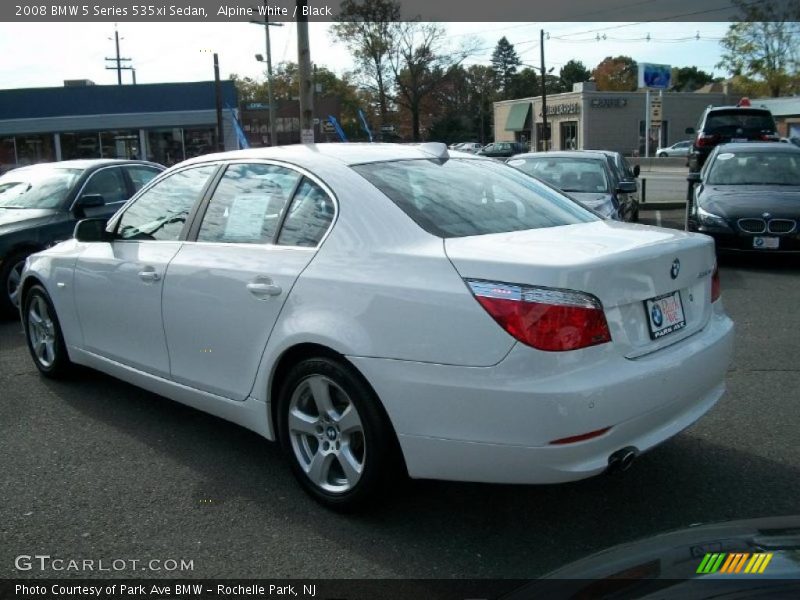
[161,162,336,400]
[73,164,218,377]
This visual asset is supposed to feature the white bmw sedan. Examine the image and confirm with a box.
[19,143,733,509]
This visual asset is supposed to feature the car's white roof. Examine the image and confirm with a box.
[179,143,480,171]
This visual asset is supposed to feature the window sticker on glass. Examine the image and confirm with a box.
[224,194,274,240]
[507,159,525,167]
[717,153,735,160]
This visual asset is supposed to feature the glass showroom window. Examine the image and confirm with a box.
[14,134,55,165]
[184,128,215,159]
[61,132,100,160]
[100,130,140,159]
[147,128,184,166]
[0,138,16,171]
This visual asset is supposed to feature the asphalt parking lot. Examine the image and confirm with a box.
[2,210,799,580]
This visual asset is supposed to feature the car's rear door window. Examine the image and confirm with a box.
[276,179,335,247]
[197,163,299,244]
[353,158,596,238]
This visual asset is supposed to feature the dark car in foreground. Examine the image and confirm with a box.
[0,159,163,315]
[686,143,800,252]
[507,151,639,221]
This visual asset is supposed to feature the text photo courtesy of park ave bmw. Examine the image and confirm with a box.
[1,0,800,598]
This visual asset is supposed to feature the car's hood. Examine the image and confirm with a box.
[699,186,800,218]
[501,515,800,598]
[0,208,60,232]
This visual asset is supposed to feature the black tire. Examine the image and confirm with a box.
[0,249,31,318]
[276,356,399,510]
[22,284,73,378]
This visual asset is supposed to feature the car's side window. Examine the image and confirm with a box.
[277,179,335,247]
[125,166,162,192]
[197,163,300,244]
[82,167,128,203]
[116,165,216,241]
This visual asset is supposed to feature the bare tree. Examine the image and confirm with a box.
[330,0,401,124]
[389,22,476,141]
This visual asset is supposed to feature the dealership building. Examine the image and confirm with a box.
[494,81,738,155]
[0,80,238,171]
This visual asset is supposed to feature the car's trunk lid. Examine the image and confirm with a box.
[444,220,716,358]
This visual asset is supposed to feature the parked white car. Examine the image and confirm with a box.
[657,140,692,157]
[19,143,734,509]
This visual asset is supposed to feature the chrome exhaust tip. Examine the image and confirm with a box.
[607,447,638,474]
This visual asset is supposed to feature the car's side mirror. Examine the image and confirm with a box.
[687,172,702,185]
[74,218,112,242]
[632,165,641,178]
[73,194,105,218]
[685,127,695,135]
[617,181,638,194]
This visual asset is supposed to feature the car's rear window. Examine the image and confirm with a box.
[705,109,776,135]
[352,158,597,238]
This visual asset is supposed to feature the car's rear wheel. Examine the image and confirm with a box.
[277,357,398,510]
[22,284,73,378]
[0,250,30,317]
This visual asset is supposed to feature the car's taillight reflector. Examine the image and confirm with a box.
[711,265,721,303]
[550,426,611,445]
[467,280,612,352]
[696,133,718,148]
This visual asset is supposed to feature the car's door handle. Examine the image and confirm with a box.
[138,269,161,282]
[247,280,282,298]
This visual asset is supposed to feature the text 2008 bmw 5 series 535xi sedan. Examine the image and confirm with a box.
[19,143,734,509]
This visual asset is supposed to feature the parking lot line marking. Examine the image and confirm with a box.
[656,210,662,227]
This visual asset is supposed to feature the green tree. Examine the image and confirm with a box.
[330,0,401,122]
[592,56,638,91]
[669,66,715,92]
[491,36,521,97]
[559,60,591,91]
[508,67,540,99]
[229,74,267,104]
[716,0,800,97]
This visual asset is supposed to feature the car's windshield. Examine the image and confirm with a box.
[509,157,610,193]
[708,151,800,185]
[705,109,776,136]
[0,167,83,209]
[352,158,596,238]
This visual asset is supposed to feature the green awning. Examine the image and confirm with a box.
[505,102,531,132]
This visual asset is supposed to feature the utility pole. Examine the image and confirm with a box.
[296,0,315,144]
[251,3,283,146]
[214,53,224,152]
[105,25,132,85]
[540,29,548,151]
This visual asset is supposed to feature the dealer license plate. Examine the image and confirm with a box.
[645,291,686,340]
[753,236,780,249]
[731,137,748,142]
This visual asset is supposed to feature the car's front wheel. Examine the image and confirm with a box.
[22,284,73,378]
[277,357,399,510]
[0,250,30,317]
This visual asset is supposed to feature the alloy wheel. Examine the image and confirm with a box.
[287,375,366,494]
[6,259,25,308]
[27,294,57,368]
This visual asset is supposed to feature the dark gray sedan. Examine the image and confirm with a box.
[0,159,163,316]
[507,151,639,221]
[686,143,800,252]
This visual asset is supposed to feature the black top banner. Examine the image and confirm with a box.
[2,0,797,22]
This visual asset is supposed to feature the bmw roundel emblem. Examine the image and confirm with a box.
[670,258,680,280]
[651,304,664,327]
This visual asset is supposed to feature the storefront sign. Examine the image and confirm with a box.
[591,98,628,108]
[542,102,580,116]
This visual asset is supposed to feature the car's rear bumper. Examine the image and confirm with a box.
[349,305,734,484]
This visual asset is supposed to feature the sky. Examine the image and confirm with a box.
[0,21,732,89]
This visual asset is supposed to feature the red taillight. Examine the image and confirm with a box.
[467,280,612,352]
[738,97,751,107]
[696,133,718,148]
[711,265,721,303]
[760,133,780,142]
[550,426,611,445]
